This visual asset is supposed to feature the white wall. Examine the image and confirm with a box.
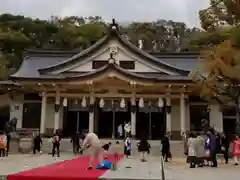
[209,103,223,132]
[59,39,176,75]
[45,103,54,130]
[44,102,63,131]
[10,95,24,129]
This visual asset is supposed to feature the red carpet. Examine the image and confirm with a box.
[7,154,124,180]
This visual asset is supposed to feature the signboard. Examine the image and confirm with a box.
[139,106,161,112]
[101,100,113,112]
[139,106,150,113]
[101,101,128,112]
[115,103,128,112]
[68,104,89,111]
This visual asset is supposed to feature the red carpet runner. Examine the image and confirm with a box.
[7,154,124,180]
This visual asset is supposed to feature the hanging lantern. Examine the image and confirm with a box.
[81,96,87,107]
[90,96,95,105]
[120,98,125,108]
[74,99,78,105]
[99,98,105,108]
[63,98,68,107]
[139,98,144,108]
[158,98,164,108]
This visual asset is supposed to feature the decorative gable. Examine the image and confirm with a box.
[59,39,177,75]
[11,19,191,81]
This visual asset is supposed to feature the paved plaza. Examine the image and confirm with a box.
[101,156,240,180]
[0,153,239,180]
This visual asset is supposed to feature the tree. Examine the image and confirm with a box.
[192,40,240,134]
[194,0,240,134]
[182,26,232,51]
[0,54,10,80]
[0,13,200,75]
[199,0,240,31]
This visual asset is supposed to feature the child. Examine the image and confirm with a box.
[232,135,240,165]
[124,135,132,158]
[102,142,112,152]
[102,142,112,159]
[0,132,7,157]
[52,130,61,157]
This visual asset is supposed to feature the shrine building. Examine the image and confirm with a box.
[5,19,225,140]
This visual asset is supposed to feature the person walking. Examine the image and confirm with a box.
[232,135,240,165]
[204,132,211,166]
[209,129,217,167]
[52,130,61,157]
[138,133,150,162]
[5,132,11,156]
[124,135,132,158]
[161,133,170,162]
[221,133,229,164]
[71,132,81,155]
[187,132,197,168]
[196,133,205,167]
[33,132,42,154]
[118,124,123,139]
[124,122,131,138]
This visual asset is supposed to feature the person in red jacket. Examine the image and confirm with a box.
[232,135,240,165]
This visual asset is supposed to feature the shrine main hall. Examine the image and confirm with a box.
[4,20,226,140]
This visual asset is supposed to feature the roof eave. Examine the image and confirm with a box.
[10,63,194,84]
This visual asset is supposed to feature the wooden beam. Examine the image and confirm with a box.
[46,92,188,99]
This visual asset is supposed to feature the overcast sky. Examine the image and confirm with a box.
[0,0,209,28]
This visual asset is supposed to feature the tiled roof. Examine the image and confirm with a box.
[11,61,193,83]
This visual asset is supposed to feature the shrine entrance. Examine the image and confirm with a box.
[97,99,130,138]
[136,101,166,140]
[63,102,89,137]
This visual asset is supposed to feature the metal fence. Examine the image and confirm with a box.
[161,156,166,180]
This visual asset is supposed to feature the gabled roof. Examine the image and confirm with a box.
[10,19,203,81]
[37,19,190,76]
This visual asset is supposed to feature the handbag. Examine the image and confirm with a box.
[168,151,172,159]
[221,146,225,151]
[205,150,210,157]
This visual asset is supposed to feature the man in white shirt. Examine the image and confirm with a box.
[82,132,104,169]
[124,122,131,137]
[118,124,123,138]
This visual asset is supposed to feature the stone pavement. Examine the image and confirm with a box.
[100,156,240,180]
[1,154,239,180]
[0,154,75,176]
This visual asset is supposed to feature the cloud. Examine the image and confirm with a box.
[0,0,209,27]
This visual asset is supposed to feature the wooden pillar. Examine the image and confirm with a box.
[54,91,60,133]
[40,92,47,134]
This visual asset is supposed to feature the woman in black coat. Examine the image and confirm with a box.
[161,133,170,162]
[138,133,151,162]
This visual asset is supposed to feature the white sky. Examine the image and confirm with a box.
[0,0,209,27]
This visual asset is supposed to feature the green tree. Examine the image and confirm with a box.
[199,0,240,31]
